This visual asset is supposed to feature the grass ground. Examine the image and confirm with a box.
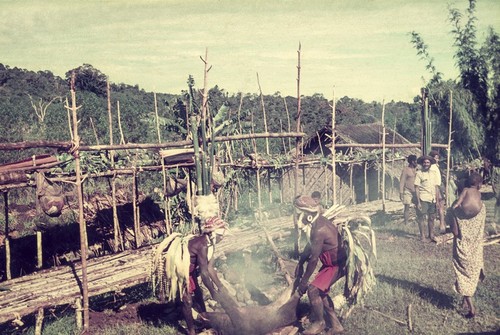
[6,190,500,335]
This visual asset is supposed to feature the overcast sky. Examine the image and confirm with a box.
[1,0,499,102]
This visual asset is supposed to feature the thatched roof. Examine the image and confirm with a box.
[303,122,419,159]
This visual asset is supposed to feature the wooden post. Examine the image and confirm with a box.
[381,100,386,212]
[67,72,90,332]
[256,72,270,155]
[75,297,82,330]
[331,89,337,205]
[132,169,141,248]
[283,97,292,152]
[154,92,172,234]
[293,42,302,256]
[111,173,123,252]
[107,80,113,146]
[390,115,397,199]
[3,191,11,280]
[36,231,43,269]
[349,163,354,204]
[364,161,368,202]
[446,91,453,206]
[35,308,44,335]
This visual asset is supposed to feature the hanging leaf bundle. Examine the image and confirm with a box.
[150,232,194,301]
[337,216,377,317]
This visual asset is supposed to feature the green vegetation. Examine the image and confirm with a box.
[410,0,500,161]
[9,208,498,335]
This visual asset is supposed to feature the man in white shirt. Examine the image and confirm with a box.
[415,155,440,241]
[429,150,445,233]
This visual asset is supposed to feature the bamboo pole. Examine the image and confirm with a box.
[154,92,172,234]
[364,161,368,202]
[3,192,11,280]
[283,97,292,152]
[67,73,90,332]
[34,308,44,335]
[36,231,42,269]
[331,89,337,205]
[111,174,123,252]
[132,169,141,248]
[446,91,453,207]
[381,100,386,212]
[293,42,302,256]
[349,163,354,204]
[107,80,113,146]
[390,115,397,199]
[75,297,82,330]
[117,101,125,145]
[256,72,270,155]
[200,48,211,195]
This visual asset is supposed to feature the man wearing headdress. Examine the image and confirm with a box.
[294,195,347,335]
[152,194,228,335]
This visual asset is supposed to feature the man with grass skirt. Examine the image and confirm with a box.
[294,195,347,335]
[151,194,228,335]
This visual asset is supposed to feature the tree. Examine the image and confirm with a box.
[65,64,108,97]
[410,0,499,160]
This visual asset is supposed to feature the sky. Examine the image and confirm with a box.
[1,0,499,103]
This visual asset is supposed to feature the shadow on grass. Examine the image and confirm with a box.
[376,274,455,309]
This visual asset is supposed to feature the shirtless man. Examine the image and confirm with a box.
[294,195,347,335]
[183,217,228,335]
[400,155,417,225]
[152,194,228,335]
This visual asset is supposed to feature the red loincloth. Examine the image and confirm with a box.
[188,263,197,294]
[310,251,344,293]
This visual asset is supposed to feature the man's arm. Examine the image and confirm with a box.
[414,173,421,209]
[197,245,222,297]
[453,189,467,209]
[297,230,324,294]
[400,168,407,196]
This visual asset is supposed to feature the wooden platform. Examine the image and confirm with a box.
[0,200,401,325]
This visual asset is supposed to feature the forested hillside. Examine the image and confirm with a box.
[0,63,422,165]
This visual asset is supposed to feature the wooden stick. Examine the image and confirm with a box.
[111,174,123,252]
[117,101,125,145]
[154,92,172,234]
[331,89,337,205]
[89,117,100,146]
[3,192,11,280]
[381,100,386,212]
[407,304,413,331]
[364,161,368,202]
[35,308,44,335]
[75,297,82,330]
[367,306,406,325]
[283,97,292,152]
[132,170,141,248]
[257,72,270,155]
[446,91,453,207]
[36,231,42,270]
[67,72,90,332]
[293,42,302,256]
[107,80,113,146]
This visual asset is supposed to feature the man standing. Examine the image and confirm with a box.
[294,195,347,335]
[400,155,417,225]
[415,155,440,241]
[429,150,446,233]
